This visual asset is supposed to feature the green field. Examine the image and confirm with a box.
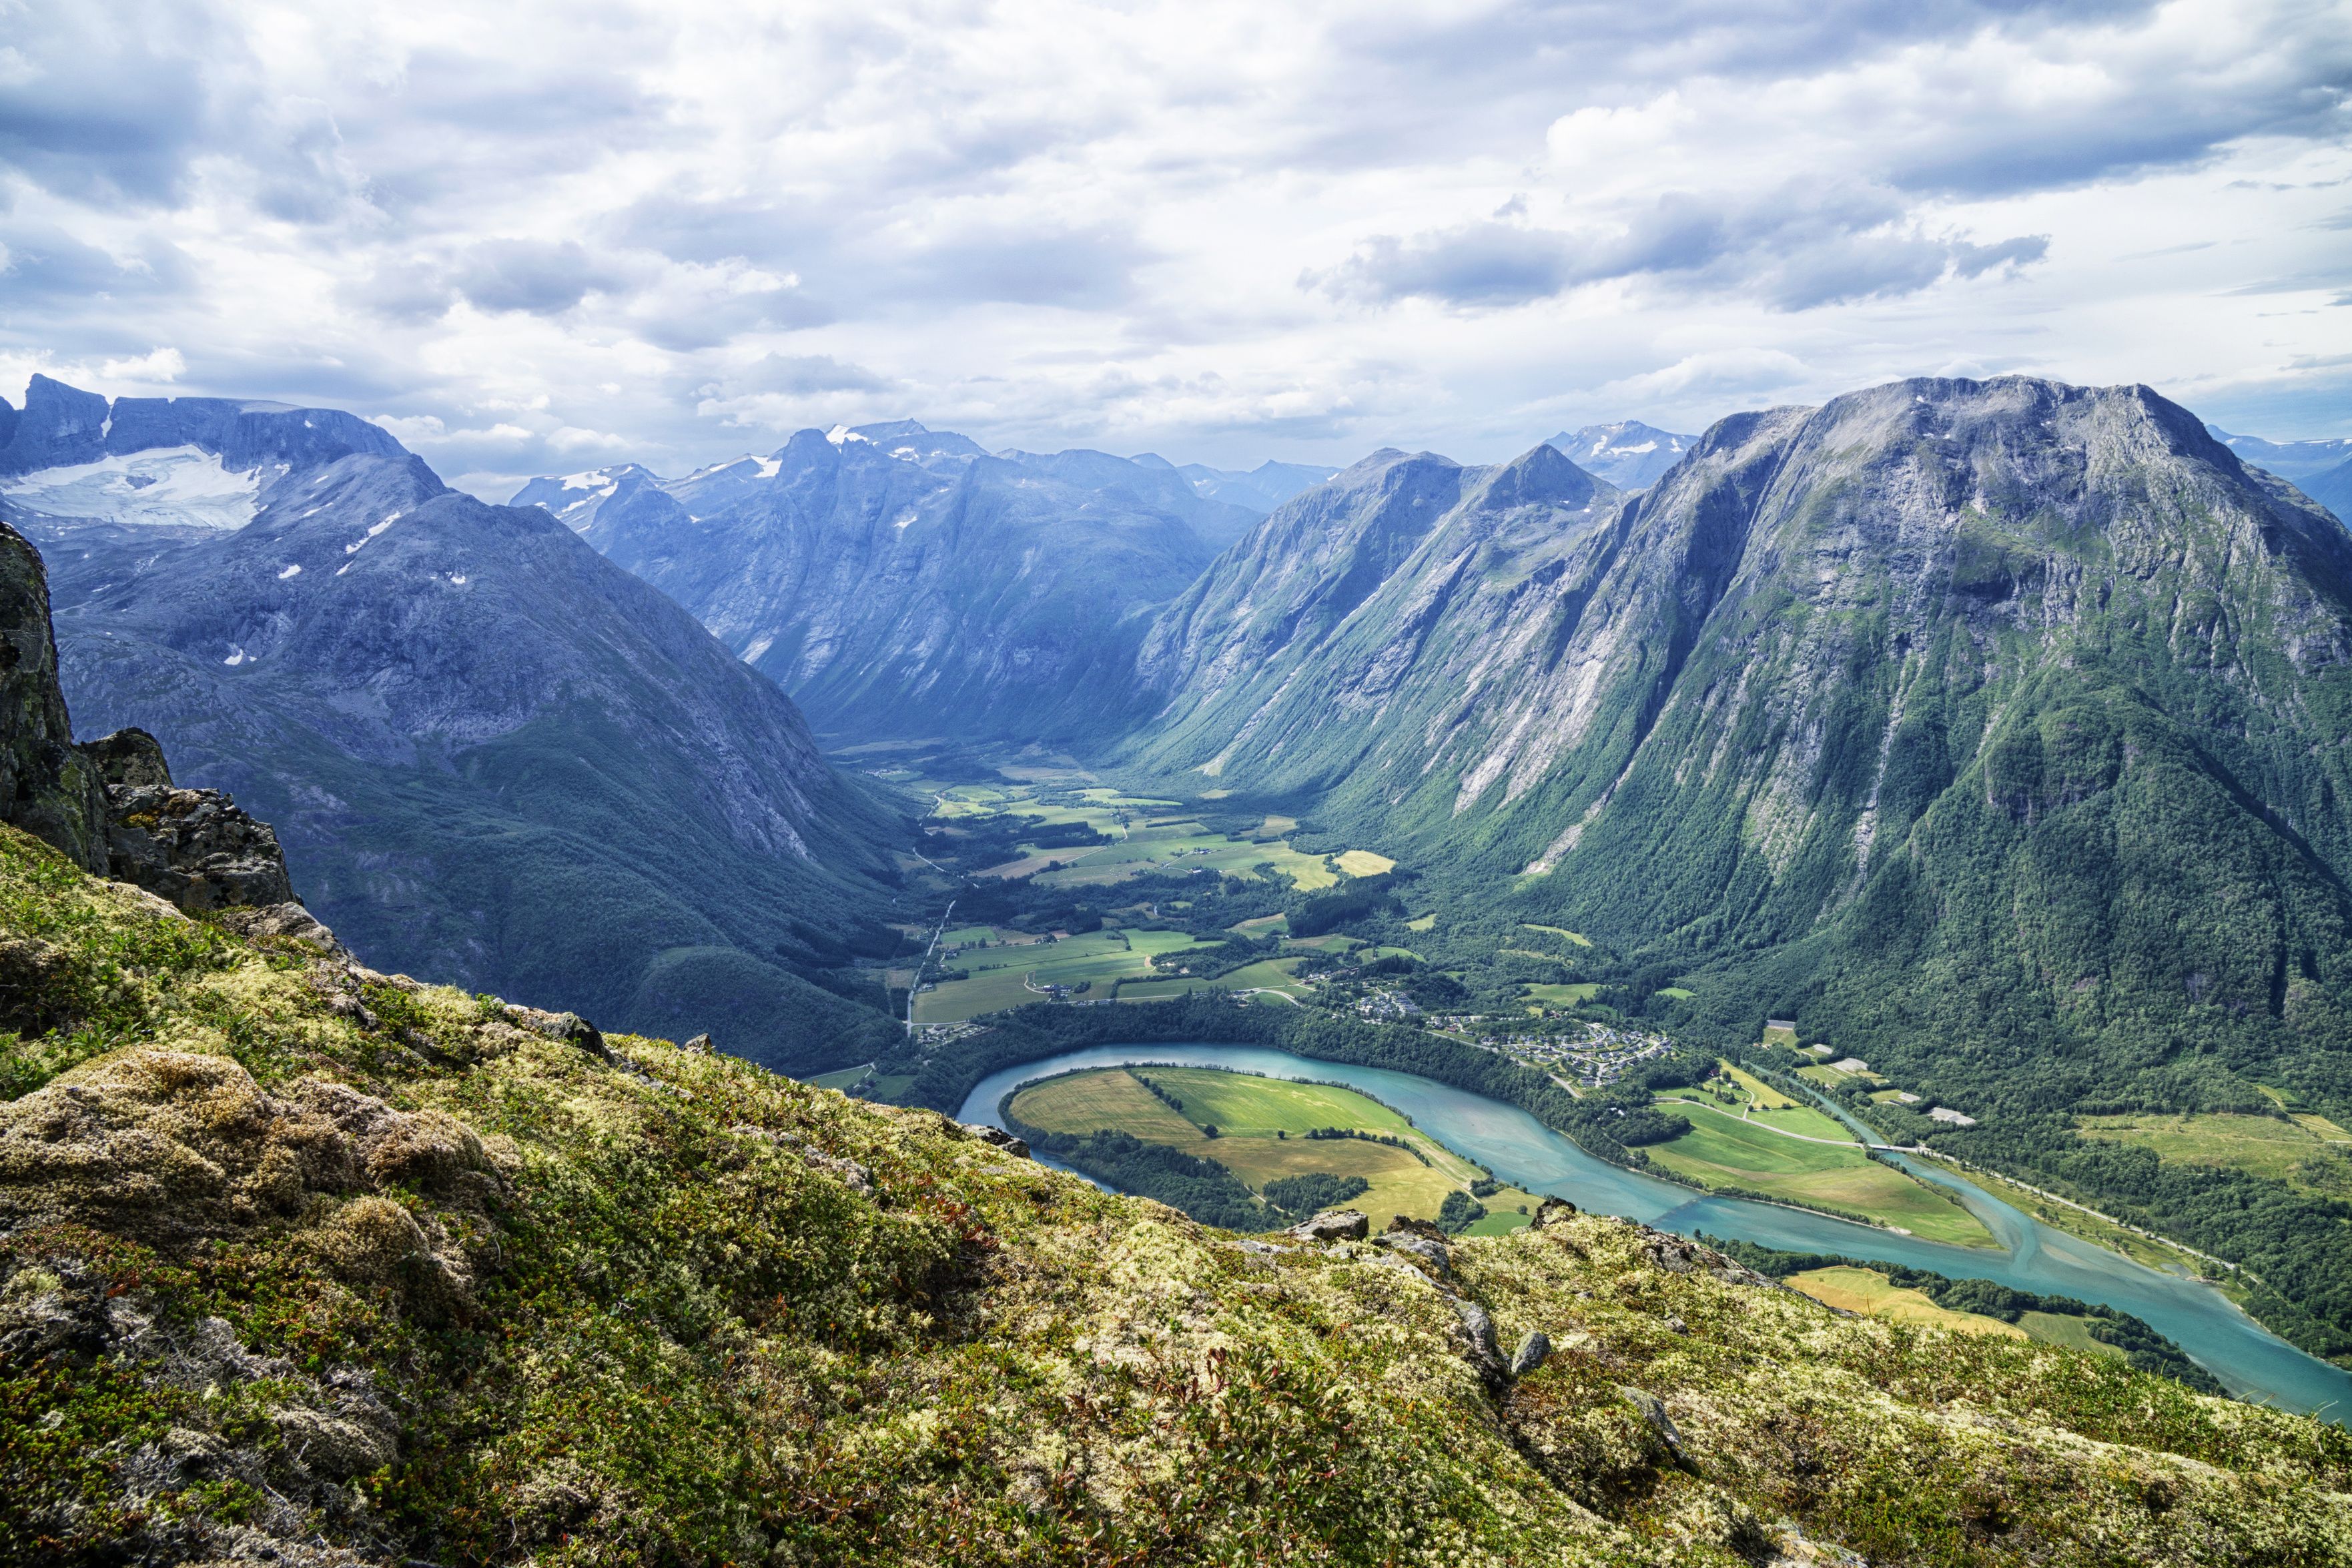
[804,1064,872,1092]
[1519,923,1592,947]
[1523,982,1603,1006]
[2075,1111,2352,1198]
[1117,955,1312,1002]
[915,771,1393,895]
[1785,1267,2024,1338]
[1659,1068,1854,1143]
[1642,1112,1993,1247]
[1007,1067,1537,1227]
[913,927,1224,1022]
[2017,1310,2126,1358]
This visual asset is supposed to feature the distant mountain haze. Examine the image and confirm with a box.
[2204,424,2352,484]
[513,422,1268,742]
[0,374,909,1076]
[1544,420,1697,490]
[1126,454,1342,516]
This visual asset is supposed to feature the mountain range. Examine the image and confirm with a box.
[0,374,909,1074]
[512,422,1268,742]
[16,362,2352,1358]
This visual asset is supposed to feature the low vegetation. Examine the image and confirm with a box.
[3,819,2349,1561]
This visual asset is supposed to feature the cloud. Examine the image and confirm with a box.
[450,240,629,316]
[0,0,2346,478]
[708,354,894,396]
[1309,189,2049,312]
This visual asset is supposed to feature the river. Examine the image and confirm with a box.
[956,1042,2352,1421]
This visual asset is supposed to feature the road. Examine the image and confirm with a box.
[905,897,955,1035]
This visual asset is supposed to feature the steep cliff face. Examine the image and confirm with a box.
[1,379,909,1074]
[518,422,1249,742]
[0,520,103,871]
[1126,438,1630,797]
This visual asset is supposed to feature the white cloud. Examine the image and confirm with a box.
[0,0,2345,480]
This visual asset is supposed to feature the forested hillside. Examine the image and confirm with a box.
[1122,376,2352,1360]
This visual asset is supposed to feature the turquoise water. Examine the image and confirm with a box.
[958,1043,2352,1420]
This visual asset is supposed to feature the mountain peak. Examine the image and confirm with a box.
[1545,419,1695,490]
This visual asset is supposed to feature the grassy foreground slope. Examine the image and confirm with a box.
[3,828,2350,1565]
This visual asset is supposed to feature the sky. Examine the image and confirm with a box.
[1,0,2348,498]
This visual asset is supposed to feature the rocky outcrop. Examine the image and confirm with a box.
[0,521,104,872]
[102,781,297,911]
[11,374,908,1078]
[0,522,308,918]
[1285,1206,1368,1242]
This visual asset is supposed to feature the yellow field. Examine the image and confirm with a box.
[1006,1066,1515,1225]
[1010,1068,1200,1142]
[1785,1268,2025,1338]
[912,927,1224,1022]
[1720,1062,1794,1110]
[2075,1111,2352,1198]
[1642,1112,1993,1246]
[1405,913,1437,931]
[1334,850,1395,876]
[1520,923,1593,947]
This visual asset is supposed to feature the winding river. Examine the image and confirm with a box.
[957,1042,2352,1421]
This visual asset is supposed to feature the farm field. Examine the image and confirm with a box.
[1641,1112,1994,1247]
[912,927,1224,1022]
[905,767,1391,895]
[804,1064,872,1093]
[1784,1268,2024,1338]
[1522,983,1603,1006]
[1658,1070,1854,1144]
[2074,1110,2352,1197]
[1519,923,1593,947]
[1006,1067,1539,1227]
[1117,955,1312,1003]
[2017,1310,2126,1358]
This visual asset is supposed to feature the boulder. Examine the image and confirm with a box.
[216,901,342,953]
[963,1123,1032,1160]
[1509,1329,1551,1379]
[1619,1385,1695,1470]
[1529,1196,1578,1229]
[83,727,172,788]
[508,1008,609,1061]
[1285,1208,1368,1243]
[1376,1225,1451,1276]
[1455,1299,1506,1387]
[103,782,297,911]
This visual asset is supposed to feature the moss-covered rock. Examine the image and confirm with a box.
[0,822,2347,1565]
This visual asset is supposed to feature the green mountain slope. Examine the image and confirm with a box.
[1125,376,2352,1359]
[3,823,2347,1565]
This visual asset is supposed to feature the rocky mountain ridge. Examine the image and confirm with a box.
[515,420,1256,742]
[1,376,910,1076]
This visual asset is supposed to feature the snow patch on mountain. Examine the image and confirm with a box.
[3,446,262,531]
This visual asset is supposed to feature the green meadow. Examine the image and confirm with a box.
[1006,1066,1539,1229]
